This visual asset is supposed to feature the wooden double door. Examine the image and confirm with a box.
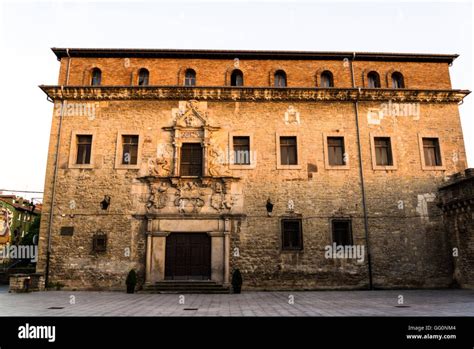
[165,233,211,280]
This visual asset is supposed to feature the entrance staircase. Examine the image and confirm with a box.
[142,281,230,294]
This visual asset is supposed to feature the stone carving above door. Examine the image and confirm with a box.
[139,176,241,216]
[146,182,169,211]
[210,181,236,213]
[174,180,206,214]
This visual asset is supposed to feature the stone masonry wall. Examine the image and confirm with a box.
[37,94,466,289]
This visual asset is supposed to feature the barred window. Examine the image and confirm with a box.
[180,143,202,176]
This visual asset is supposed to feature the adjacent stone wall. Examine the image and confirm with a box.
[438,169,474,289]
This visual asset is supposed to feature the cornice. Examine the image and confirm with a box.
[39,85,471,103]
[51,48,459,63]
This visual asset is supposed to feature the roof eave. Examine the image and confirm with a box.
[51,48,459,64]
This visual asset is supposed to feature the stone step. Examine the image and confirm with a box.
[141,281,230,294]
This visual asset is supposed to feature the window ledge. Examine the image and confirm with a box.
[421,166,446,171]
[115,164,140,170]
[372,165,397,171]
[325,164,350,170]
[229,163,256,170]
[276,164,302,170]
[69,164,94,169]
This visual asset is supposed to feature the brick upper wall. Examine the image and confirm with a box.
[57,57,453,89]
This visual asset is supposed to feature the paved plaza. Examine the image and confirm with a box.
[0,286,473,316]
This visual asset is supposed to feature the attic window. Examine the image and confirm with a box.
[91,68,102,86]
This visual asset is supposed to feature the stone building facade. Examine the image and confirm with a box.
[37,48,470,290]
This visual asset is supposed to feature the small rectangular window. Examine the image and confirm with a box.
[280,136,297,165]
[282,219,303,250]
[374,137,393,166]
[423,138,442,166]
[332,220,353,246]
[233,136,250,165]
[60,227,74,236]
[76,135,92,164]
[180,143,202,176]
[122,135,139,165]
[327,137,345,165]
[92,234,107,253]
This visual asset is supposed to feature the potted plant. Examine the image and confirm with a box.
[231,269,243,294]
[126,269,137,294]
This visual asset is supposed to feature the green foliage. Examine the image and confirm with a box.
[231,269,243,293]
[20,216,40,246]
[126,269,137,286]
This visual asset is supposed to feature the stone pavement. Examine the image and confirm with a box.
[0,286,473,316]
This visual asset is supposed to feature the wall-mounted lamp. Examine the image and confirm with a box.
[266,198,274,217]
[100,195,111,210]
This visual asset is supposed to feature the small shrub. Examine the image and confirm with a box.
[231,269,243,294]
[126,269,137,294]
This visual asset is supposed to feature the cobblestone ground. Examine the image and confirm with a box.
[0,286,473,316]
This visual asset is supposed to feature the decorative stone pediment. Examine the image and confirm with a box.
[173,100,208,128]
[160,100,233,178]
[136,100,241,216]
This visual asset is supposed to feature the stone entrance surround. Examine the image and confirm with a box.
[145,217,231,285]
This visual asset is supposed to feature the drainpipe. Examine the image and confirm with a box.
[349,52,373,290]
[45,49,71,286]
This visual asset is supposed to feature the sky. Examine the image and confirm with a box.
[0,0,472,202]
